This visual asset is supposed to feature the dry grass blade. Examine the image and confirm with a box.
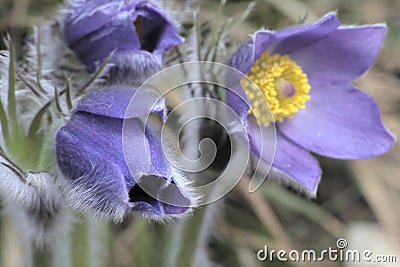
[264,183,345,238]
[238,179,292,250]
[351,159,400,244]
[218,217,276,249]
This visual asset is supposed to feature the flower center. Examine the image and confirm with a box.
[241,51,311,126]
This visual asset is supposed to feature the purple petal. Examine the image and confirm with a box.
[253,31,276,62]
[229,41,255,75]
[65,0,123,43]
[224,81,252,127]
[229,31,275,73]
[56,113,131,216]
[64,0,183,72]
[123,120,193,212]
[56,112,190,218]
[124,120,192,215]
[227,47,259,125]
[134,1,184,52]
[279,82,395,159]
[75,87,166,120]
[230,13,339,72]
[268,12,340,55]
[65,1,140,71]
[291,24,387,82]
[227,13,341,125]
[248,119,321,195]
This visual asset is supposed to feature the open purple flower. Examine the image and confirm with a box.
[64,0,183,75]
[229,12,395,195]
[55,87,194,220]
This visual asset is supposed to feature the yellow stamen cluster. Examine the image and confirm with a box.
[241,51,311,126]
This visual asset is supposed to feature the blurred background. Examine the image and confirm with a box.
[0,0,400,266]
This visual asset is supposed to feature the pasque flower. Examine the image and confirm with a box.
[64,0,183,76]
[55,87,194,220]
[229,12,395,195]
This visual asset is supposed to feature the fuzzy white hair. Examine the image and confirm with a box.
[0,168,72,248]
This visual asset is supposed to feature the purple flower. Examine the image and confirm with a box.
[64,0,183,75]
[229,13,395,195]
[55,87,194,220]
